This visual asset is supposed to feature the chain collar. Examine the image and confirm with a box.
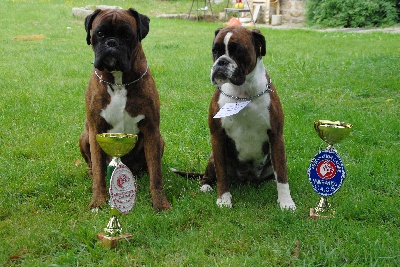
[218,81,273,101]
[94,65,149,87]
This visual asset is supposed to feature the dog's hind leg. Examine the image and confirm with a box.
[200,153,216,192]
[79,122,92,176]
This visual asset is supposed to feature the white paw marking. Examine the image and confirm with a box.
[200,184,213,193]
[216,192,232,208]
[277,182,296,210]
[91,207,99,213]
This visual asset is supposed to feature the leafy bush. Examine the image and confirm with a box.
[306,0,399,27]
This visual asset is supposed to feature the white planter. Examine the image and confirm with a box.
[271,14,282,26]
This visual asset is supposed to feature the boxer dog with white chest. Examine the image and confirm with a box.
[79,8,171,212]
[201,26,296,210]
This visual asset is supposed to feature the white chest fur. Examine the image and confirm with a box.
[218,60,271,164]
[100,71,144,134]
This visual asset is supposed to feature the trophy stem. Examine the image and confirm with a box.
[310,196,335,218]
[107,157,120,181]
[97,156,133,248]
[107,157,120,207]
[104,207,122,237]
[315,196,330,213]
[105,157,123,237]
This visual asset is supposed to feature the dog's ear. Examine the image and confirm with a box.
[251,29,266,58]
[214,28,222,38]
[85,9,102,45]
[128,8,150,41]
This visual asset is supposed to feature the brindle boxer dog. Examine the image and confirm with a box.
[79,8,171,211]
[173,27,296,210]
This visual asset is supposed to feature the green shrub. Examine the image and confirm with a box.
[306,0,399,27]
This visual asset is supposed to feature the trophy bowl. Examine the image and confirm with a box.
[314,120,352,145]
[96,133,138,158]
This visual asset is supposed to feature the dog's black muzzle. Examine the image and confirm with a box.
[94,38,131,72]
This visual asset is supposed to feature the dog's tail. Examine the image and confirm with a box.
[170,168,203,179]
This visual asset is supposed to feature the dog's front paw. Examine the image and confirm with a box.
[151,189,172,211]
[277,182,296,211]
[278,198,296,211]
[200,184,213,192]
[216,192,232,208]
[91,207,100,213]
[89,194,108,210]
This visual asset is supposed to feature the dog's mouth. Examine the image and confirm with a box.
[211,67,245,86]
[93,45,131,72]
[211,69,229,85]
[94,54,129,72]
[211,61,236,85]
[104,56,118,69]
[211,56,245,86]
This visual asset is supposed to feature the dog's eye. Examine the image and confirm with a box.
[97,31,105,38]
[231,43,246,58]
[212,48,218,57]
[120,31,131,39]
[229,43,242,54]
[212,46,222,58]
[117,26,133,39]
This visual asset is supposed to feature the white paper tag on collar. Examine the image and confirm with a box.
[213,100,251,118]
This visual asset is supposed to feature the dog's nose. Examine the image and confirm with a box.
[105,39,118,48]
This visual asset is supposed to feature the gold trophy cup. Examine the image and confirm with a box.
[308,120,352,218]
[314,120,352,147]
[96,133,138,248]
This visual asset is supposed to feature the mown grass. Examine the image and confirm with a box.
[0,0,399,266]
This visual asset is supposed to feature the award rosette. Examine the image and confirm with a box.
[109,163,137,214]
[308,149,346,197]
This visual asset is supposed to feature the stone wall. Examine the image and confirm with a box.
[224,0,305,25]
[280,0,305,24]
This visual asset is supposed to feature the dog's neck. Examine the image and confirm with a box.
[218,60,272,102]
[244,59,270,92]
[246,58,266,82]
[229,59,269,95]
[111,71,123,87]
[94,64,149,88]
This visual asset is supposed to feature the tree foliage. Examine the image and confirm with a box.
[306,0,399,27]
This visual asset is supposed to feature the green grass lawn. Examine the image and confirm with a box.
[1,0,399,266]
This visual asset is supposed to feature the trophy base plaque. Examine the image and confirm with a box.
[309,197,336,219]
[97,232,133,249]
[309,208,336,219]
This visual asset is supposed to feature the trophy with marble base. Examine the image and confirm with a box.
[307,120,352,218]
[96,133,138,248]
